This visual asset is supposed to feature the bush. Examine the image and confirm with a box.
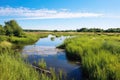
[4,20,23,37]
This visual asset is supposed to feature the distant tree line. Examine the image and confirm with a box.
[77,28,120,33]
[53,30,76,32]
[23,29,52,32]
[24,28,120,33]
[23,29,76,32]
[0,20,120,34]
[0,20,23,36]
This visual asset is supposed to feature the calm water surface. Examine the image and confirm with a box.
[22,35,82,80]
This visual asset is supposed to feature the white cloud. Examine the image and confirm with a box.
[104,15,120,19]
[0,7,103,20]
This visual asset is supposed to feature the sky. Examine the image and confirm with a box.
[0,0,120,30]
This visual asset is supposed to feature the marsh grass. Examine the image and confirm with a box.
[2,32,119,80]
[0,35,9,41]
[60,34,120,80]
[0,50,63,80]
[0,52,40,80]
[0,41,12,53]
[0,32,62,80]
[9,32,48,44]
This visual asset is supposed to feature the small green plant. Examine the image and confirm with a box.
[51,37,55,41]
[38,59,47,69]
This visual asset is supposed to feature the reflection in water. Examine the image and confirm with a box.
[22,35,82,80]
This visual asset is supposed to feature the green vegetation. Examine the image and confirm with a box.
[0,20,49,45]
[49,68,63,80]
[4,20,23,36]
[1,20,120,80]
[38,59,47,69]
[51,37,55,41]
[77,28,120,33]
[0,25,5,35]
[0,20,48,45]
[0,52,40,80]
[0,34,62,80]
[24,28,120,33]
[0,20,61,80]
[0,41,12,53]
[0,50,64,80]
[59,34,120,80]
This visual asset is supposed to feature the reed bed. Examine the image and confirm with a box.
[60,34,120,80]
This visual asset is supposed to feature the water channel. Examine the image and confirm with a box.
[22,35,82,80]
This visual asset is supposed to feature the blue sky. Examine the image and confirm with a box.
[0,0,120,30]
